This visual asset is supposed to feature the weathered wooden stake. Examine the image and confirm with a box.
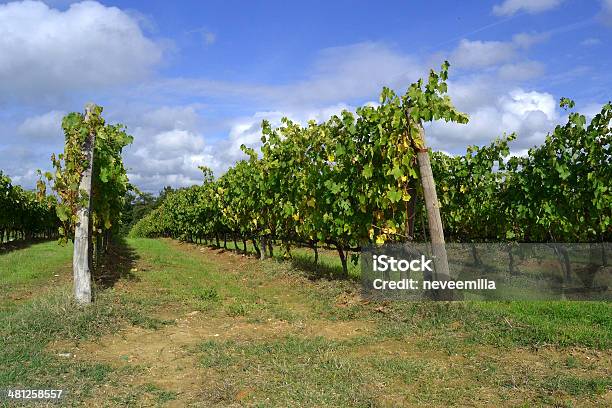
[260,235,266,260]
[415,124,452,289]
[73,103,96,305]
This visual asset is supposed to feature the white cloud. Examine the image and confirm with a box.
[141,42,426,108]
[141,36,549,116]
[498,61,545,81]
[3,103,212,193]
[221,112,283,162]
[215,103,354,168]
[150,129,204,153]
[112,38,561,192]
[17,110,65,141]
[493,0,564,16]
[112,105,211,192]
[139,105,202,133]
[426,88,559,152]
[450,32,548,70]
[499,89,557,120]
[452,39,516,68]
[0,29,571,195]
[0,0,163,102]
[512,32,550,48]
[263,42,426,107]
[126,128,212,192]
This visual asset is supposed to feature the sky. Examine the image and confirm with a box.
[0,0,610,193]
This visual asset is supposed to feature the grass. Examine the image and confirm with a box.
[0,238,610,407]
[0,240,173,407]
[0,240,72,285]
[0,240,72,314]
[373,300,612,349]
[195,336,376,406]
[0,290,132,406]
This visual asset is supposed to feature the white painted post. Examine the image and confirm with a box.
[73,103,96,305]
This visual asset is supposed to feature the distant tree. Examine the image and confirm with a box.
[120,187,172,235]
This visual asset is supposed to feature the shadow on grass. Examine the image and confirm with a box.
[189,240,359,282]
[290,254,358,282]
[0,237,57,255]
[93,236,139,290]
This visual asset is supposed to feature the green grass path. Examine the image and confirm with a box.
[0,238,610,407]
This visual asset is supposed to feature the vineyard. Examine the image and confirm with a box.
[1,63,611,406]
[130,65,611,275]
[0,171,58,244]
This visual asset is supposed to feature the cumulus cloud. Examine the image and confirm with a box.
[2,103,213,193]
[440,75,511,113]
[497,61,545,81]
[206,85,564,173]
[451,39,516,68]
[115,37,561,192]
[0,18,580,196]
[0,143,56,187]
[218,112,283,163]
[138,105,202,133]
[426,88,559,153]
[17,110,65,141]
[125,128,212,192]
[493,0,564,16]
[451,33,548,69]
[116,105,211,192]
[0,0,163,102]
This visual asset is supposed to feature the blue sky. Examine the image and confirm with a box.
[0,0,610,192]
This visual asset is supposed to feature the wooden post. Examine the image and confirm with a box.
[260,235,266,260]
[415,124,452,296]
[73,103,96,305]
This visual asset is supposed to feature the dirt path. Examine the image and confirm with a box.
[51,241,374,406]
[47,240,611,407]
